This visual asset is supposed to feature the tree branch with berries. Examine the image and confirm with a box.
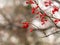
[25,0,60,38]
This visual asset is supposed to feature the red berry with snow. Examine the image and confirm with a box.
[52,6,59,14]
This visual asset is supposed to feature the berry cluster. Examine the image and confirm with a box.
[22,22,29,29]
[44,0,60,25]
[25,0,60,32]
[25,0,48,32]
[52,6,59,14]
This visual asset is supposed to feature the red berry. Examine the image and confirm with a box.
[29,0,34,4]
[54,19,60,24]
[44,2,49,7]
[52,6,59,14]
[22,22,29,28]
[44,1,52,7]
[30,28,33,32]
[26,1,29,4]
[26,0,34,4]
[32,7,35,14]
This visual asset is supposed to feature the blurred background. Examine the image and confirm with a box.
[0,0,60,45]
